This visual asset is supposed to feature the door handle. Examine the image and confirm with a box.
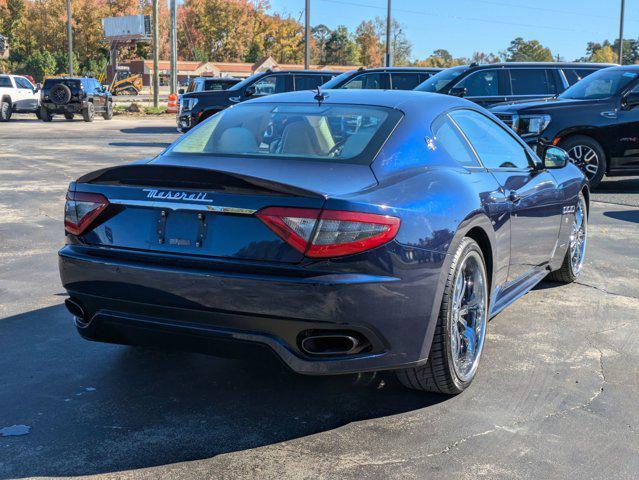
[508,191,522,203]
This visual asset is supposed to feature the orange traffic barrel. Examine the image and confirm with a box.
[166,93,178,114]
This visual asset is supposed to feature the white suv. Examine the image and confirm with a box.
[0,74,40,121]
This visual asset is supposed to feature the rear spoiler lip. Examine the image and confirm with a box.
[76,164,328,200]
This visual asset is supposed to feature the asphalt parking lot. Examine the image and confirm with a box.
[0,116,637,479]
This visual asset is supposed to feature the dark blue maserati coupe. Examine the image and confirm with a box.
[59,89,588,394]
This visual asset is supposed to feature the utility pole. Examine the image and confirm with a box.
[304,0,310,69]
[170,0,177,94]
[385,0,392,67]
[66,0,74,75]
[152,0,159,108]
[618,0,625,65]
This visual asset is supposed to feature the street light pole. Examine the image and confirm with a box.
[170,0,177,94]
[66,0,73,75]
[618,0,625,65]
[152,0,159,108]
[385,0,392,67]
[304,0,310,69]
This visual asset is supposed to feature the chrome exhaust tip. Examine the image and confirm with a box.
[300,334,362,356]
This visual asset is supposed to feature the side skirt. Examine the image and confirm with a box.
[489,267,549,318]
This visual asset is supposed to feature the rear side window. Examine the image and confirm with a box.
[294,75,324,91]
[252,75,287,96]
[431,114,481,167]
[171,103,402,164]
[455,70,501,96]
[509,69,556,95]
[449,110,532,169]
[563,69,598,85]
[343,73,387,89]
[390,72,421,90]
[0,76,12,87]
[203,80,228,91]
[15,77,33,89]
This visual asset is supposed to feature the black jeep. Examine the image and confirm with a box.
[40,77,113,122]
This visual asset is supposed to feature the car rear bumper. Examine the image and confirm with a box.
[59,244,444,375]
[42,101,87,113]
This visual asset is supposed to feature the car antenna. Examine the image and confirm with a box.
[314,86,327,105]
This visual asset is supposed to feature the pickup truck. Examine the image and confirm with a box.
[0,74,40,121]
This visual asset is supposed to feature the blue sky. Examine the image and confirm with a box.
[269,0,634,61]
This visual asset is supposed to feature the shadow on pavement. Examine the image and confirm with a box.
[0,304,444,479]
[109,141,172,148]
[595,177,639,194]
[603,209,639,223]
[120,126,178,135]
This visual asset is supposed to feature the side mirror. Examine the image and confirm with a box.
[450,86,468,98]
[178,88,185,95]
[542,146,570,169]
[622,92,639,110]
[244,85,256,97]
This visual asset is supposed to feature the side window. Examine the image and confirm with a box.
[321,75,334,84]
[294,75,323,91]
[563,69,581,85]
[576,69,597,81]
[252,75,286,96]
[449,109,532,169]
[390,72,421,90]
[509,69,556,95]
[431,114,481,167]
[15,77,32,89]
[0,76,12,87]
[343,73,386,89]
[454,70,500,96]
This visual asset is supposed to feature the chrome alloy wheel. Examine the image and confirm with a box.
[570,197,587,275]
[568,145,599,180]
[449,251,488,382]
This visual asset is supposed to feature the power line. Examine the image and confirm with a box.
[318,0,622,34]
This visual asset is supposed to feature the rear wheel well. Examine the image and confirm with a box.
[466,227,493,295]
[1,95,11,105]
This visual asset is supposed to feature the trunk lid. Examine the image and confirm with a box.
[72,158,377,263]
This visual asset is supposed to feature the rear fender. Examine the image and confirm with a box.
[417,212,496,360]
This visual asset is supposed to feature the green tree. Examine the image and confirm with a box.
[325,25,358,65]
[590,44,617,63]
[374,17,412,66]
[502,37,553,62]
[19,50,56,81]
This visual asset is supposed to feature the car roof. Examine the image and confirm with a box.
[354,67,443,72]
[466,62,616,69]
[246,88,469,114]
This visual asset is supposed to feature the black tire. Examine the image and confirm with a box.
[102,101,113,120]
[396,237,489,394]
[0,100,12,121]
[547,193,588,284]
[40,106,53,122]
[50,83,72,105]
[82,102,95,122]
[559,135,606,189]
[64,112,74,120]
[35,108,41,119]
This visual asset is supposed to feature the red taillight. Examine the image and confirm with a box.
[64,191,109,235]
[256,207,400,258]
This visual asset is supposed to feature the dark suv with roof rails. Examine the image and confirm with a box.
[320,67,442,90]
[491,65,639,188]
[415,62,615,107]
[40,77,112,122]
[177,69,338,132]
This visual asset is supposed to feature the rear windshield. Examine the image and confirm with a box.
[170,103,402,164]
[43,78,81,89]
